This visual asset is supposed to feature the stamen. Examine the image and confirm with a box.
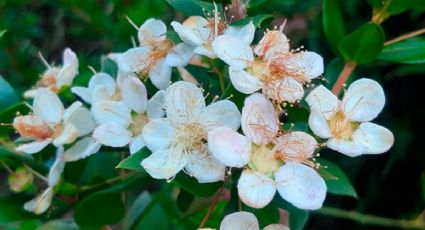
[38,52,51,69]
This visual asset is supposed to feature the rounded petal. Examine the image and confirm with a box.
[93,123,132,147]
[194,46,216,59]
[129,134,145,154]
[342,78,385,122]
[121,77,148,113]
[263,224,290,230]
[71,86,92,104]
[24,187,54,215]
[263,77,304,103]
[202,100,241,131]
[308,111,332,139]
[141,149,187,180]
[327,138,365,157]
[208,127,251,168]
[62,48,78,67]
[63,101,83,122]
[220,211,260,230]
[171,17,209,46]
[305,85,339,120]
[212,35,254,69]
[147,90,165,119]
[164,81,206,122]
[224,21,256,45]
[237,170,276,208]
[91,101,132,127]
[118,47,151,73]
[276,131,318,159]
[165,43,195,67]
[61,137,102,162]
[16,139,52,154]
[352,122,394,155]
[149,59,172,90]
[52,123,79,146]
[229,68,263,94]
[48,147,65,187]
[285,51,324,80]
[142,118,175,152]
[138,18,167,44]
[254,30,289,60]
[185,150,226,183]
[57,64,78,88]
[275,163,326,210]
[33,88,64,124]
[241,93,279,145]
[66,107,96,136]
[88,72,116,96]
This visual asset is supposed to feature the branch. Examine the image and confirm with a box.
[331,62,356,95]
[384,27,425,46]
[198,185,225,228]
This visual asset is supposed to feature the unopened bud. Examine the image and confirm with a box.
[8,166,33,193]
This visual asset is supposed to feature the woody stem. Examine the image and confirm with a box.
[331,62,356,95]
[198,185,225,228]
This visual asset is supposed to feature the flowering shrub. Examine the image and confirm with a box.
[0,0,424,229]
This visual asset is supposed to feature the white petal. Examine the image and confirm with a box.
[164,81,206,122]
[65,107,96,136]
[224,21,256,45]
[62,137,102,162]
[263,224,290,230]
[241,93,279,145]
[62,48,78,67]
[57,64,78,88]
[285,51,324,80]
[237,170,276,208]
[342,78,385,122]
[147,90,165,119]
[138,18,167,44]
[276,131,317,159]
[71,87,92,104]
[129,134,145,154]
[326,138,365,157]
[48,146,65,187]
[308,111,332,138]
[24,187,54,215]
[121,77,148,113]
[118,47,151,73]
[229,68,262,94]
[351,122,394,156]
[165,43,195,67]
[92,85,114,103]
[52,123,79,146]
[63,101,83,122]
[220,211,260,230]
[305,85,339,120]
[142,118,174,152]
[194,46,216,59]
[254,31,290,60]
[33,88,64,124]
[88,73,116,96]
[149,59,172,90]
[185,150,225,183]
[208,127,251,168]
[93,123,132,147]
[91,101,132,127]
[141,149,187,180]
[263,77,304,103]
[202,100,241,131]
[212,35,254,69]
[16,139,52,154]
[171,17,209,46]
[275,163,326,210]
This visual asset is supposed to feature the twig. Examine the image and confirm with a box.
[384,27,425,46]
[331,62,356,95]
[198,186,225,228]
[0,159,14,174]
[315,206,425,229]
[78,172,136,191]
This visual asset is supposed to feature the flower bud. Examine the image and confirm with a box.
[8,166,33,192]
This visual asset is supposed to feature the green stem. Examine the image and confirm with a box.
[78,172,136,191]
[314,206,425,229]
[218,71,226,95]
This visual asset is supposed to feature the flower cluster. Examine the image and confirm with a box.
[10,12,394,219]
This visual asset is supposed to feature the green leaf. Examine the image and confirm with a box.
[166,0,219,16]
[173,172,222,197]
[0,30,6,38]
[133,203,169,230]
[231,14,273,27]
[123,192,152,230]
[323,0,346,55]
[116,147,151,173]
[0,195,34,224]
[378,39,425,64]
[318,159,358,198]
[338,23,385,64]
[38,219,79,230]
[289,209,309,230]
[245,205,280,228]
[368,0,425,15]
[247,0,268,8]
[177,188,195,212]
[0,75,19,111]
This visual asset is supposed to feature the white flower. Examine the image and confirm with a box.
[25,48,79,98]
[212,29,323,103]
[141,81,241,183]
[13,88,96,154]
[115,18,195,89]
[199,211,289,230]
[208,93,326,209]
[171,15,255,58]
[305,78,394,157]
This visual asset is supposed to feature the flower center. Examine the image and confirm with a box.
[248,144,282,177]
[37,68,60,93]
[13,115,54,140]
[129,113,149,136]
[173,122,207,152]
[137,39,174,78]
[328,111,359,140]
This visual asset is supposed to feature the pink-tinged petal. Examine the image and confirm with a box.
[308,111,332,139]
[241,93,279,145]
[142,118,175,152]
[238,170,276,208]
[16,139,52,154]
[263,77,304,103]
[185,150,226,183]
[220,211,260,230]
[212,35,254,69]
[305,85,339,120]
[121,77,148,113]
[275,163,326,210]
[149,59,172,90]
[208,127,251,168]
[33,88,64,124]
[93,123,132,147]
[229,68,263,94]
[351,122,394,156]
[342,78,385,122]
[202,100,241,131]
[141,149,187,180]
[254,30,289,60]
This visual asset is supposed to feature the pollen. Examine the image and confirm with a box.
[328,111,359,140]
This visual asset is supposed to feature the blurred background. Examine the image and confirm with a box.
[0,0,424,229]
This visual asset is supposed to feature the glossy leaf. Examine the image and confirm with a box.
[289,209,309,230]
[323,0,346,55]
[166,0,219,16]
[338,23,385,64]
[134,203,169,229]
[318,159,358,198]
[172,172,223,197]
[378,39,425,64]
[116,147,151,173]
[247,0,268,8]
[123,191,152,230]
[0,75,19,111]
[177,188,195,212]
[231,14,273,27]
[0,195,35,224]
[368,0,425,15]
